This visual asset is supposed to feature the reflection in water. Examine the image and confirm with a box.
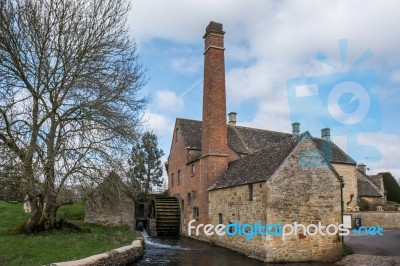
[134,231,337,266]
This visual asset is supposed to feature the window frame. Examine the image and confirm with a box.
[193,207,199,220]
[248,183,253,201]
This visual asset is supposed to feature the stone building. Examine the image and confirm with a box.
[167,21,383,262]
[85,172,135,226]
[356,165,386,206]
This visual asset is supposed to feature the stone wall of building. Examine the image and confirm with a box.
[209,138,343,263]
[264,138,342,262]
[333,163,358,208]
[209,181,266,258]
[348,212,400,229]
[360,196,385,206]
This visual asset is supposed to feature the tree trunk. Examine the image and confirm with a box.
[24,195,43,233]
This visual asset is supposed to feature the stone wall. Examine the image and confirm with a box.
[348,212,400,229]
[208,181,266,258]
[360,196,385,206]
[85,192,135,226]
[51,237,144,266]
[333,163,358,208]
[209,137,343,263]
[264,138,342,262]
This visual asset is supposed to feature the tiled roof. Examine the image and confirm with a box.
[356,170,383,197]
[210,136,299,190]
[368,174,382,188]
[176,119,202,149]
[176,118,355,164]
[313,139,356,165]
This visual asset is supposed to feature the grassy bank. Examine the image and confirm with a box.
[0,201,137,266]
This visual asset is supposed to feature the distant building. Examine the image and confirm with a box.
[85,172,134,226]
[167,21,383,263]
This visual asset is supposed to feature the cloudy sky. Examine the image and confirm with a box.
[127,0,400,179]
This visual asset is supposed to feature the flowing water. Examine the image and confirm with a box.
[133,230,337,266]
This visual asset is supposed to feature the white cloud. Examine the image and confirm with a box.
[170,57,202,75]
[332,133,400,179]
[129,0,400,177]
[144,112,172,134]
[357,132,400,178]
[154,90,184,110]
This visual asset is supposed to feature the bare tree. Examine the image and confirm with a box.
[0,0,147,233]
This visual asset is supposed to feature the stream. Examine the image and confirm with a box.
[133,230,336,266]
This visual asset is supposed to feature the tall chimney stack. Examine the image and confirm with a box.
[199,21,228,225]
[201,21,227,157]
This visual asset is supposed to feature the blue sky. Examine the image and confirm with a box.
[127,0,400,179]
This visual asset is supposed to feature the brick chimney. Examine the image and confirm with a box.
[199,21,228,224]
[201,21,228,157]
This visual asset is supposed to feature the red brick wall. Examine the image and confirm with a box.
[168,22,232,235]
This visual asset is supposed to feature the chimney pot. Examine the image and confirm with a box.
[228,112,237,126]
[321,128,331,141]
[357,163,367,174]
[292,122,300,138]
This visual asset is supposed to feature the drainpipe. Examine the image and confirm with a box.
[339,176,345,251]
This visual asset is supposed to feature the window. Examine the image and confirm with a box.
[193,207,199,220]
[177,170,181,185]
[248,184,253,201]
[187,191,196,204]
[171,174,174,187]
[191,164,195,176]
[218,213,223,224]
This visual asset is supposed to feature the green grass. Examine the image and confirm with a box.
[0,201,137,266]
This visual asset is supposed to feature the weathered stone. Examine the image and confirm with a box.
[336,254,400,266]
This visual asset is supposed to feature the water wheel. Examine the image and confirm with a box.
[152,197,180,235]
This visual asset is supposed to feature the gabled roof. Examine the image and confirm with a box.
[368,174,382,188]
[175,118,356,164]
[356,170,383,197]
[313,138,356,165]
[209,135,299,190]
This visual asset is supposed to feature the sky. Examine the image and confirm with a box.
[127,0,400,180]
